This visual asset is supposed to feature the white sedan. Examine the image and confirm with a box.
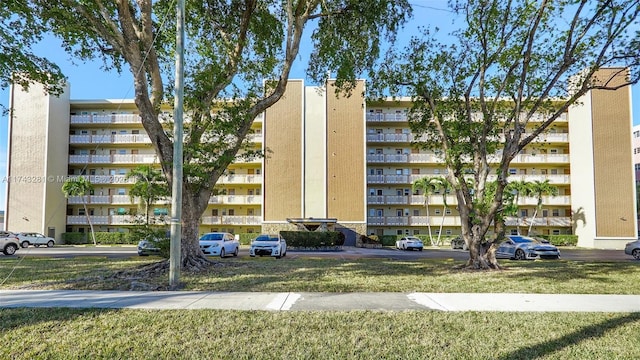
[249,234,287,259]
[199,232,239,258]
[17,232,55,248]
[395,236,424,251]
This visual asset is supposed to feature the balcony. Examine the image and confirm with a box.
[66,215,168,226]
[74,175,136,185]
[69,134,151,145]
[511,154,570,164]
[367,174,409,184]
[367,133,411,143]
[505,216,571,227]
[66,195,171,205]
[217,174,262,185]
[208,195,262,205]
[69,154,159,164]
[491,174,571,185]
[70,114,142,125]
[366,113,408,122]
[201,216,261,225]
[367,154,409,163]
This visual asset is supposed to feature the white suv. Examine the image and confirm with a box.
[1,231,20,255]
[16,232,55,248]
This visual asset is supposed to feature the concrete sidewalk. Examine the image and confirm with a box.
[1,290,640,312]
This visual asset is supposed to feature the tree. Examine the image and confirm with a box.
[24,0,411,270]
[374,0,640,269]
[0,1,64,97]
[412,176,439,242]
[433,176,451,246]
[505,180,532,235]
[527,179,559,234]
[61,176,96,246]
[126,165,170,226]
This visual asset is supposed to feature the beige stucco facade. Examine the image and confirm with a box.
[5,82,70,241]
[569,68,637,248]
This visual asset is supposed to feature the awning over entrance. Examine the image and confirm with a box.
[286,218,338,232]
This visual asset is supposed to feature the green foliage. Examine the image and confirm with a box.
[61,232,88,245]
[543,235,578,247]
[280,231,345,249]
[359,234,380,245]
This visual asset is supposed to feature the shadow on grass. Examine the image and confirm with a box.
[0,307,114,331]
[497,312,640,360]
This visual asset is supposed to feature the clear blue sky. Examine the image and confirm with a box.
[1,1,640,211]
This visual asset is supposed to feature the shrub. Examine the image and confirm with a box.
[280,231,344,249]
[61,232,88,245]
[545,235,578,246]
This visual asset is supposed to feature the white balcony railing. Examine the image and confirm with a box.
[69,154,159,164]
[70,114,142,124]
[366,215,571,227]
[70,134,151,145]
[208,195,262,205]
[201,216,262,225]
[217,174,262,185]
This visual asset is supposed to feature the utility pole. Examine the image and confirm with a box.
[169,0,185,287]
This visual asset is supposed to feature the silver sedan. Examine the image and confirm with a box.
[496,235,561,260]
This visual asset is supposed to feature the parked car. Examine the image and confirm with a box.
[249,234,287,259]
[450,236,467,250]
[137,238,162,256]
[16,232,55,248]
[496,235,561,260]
[396,236,423,251]
[0,231,20,256]
[624,239,640,260]
[199,232,239,257]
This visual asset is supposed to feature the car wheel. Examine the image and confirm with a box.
[3,244,18,256]
[220,248,226,258]
[633,249,640,260]
[515,249,526,260]
[20,241,29,248]
[418,248,423,252]
[402,244,406,251]
[233,247,239,257]
[282,249,287,257]
[47,240,54,248]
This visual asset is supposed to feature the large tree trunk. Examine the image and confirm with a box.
[177,188,214,271]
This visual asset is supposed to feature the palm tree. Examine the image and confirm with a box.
[505,180,531,235]
[433,176,451,246]
[528,179,559,234]
[125,165,170,225]
[413,176,439,244]
[62,176,96,246]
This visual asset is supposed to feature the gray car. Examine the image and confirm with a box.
[624,240,640,260]
[496,235,561,260]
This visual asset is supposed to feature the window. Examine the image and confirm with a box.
[552,209,560,217]
[78,208,86,216]
[435,209,441,215]
[396,230,403,235]
[509,168,517,175]
[404,188,410,196]
[117,208,126,215]
[118,188,126,195]
[552,229,560,235]
[446,209,452,215]
[118,149,127,155]
[396,209,403,216]
[446,229,452,235]
[413,209,420,216]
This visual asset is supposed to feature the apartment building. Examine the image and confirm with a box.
[4,70,637,249]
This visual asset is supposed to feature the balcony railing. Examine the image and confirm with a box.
[208,195,262,205]
[70,114,142,124]
[66,195,171,205]
[366,113,408,122]
[73,175,136,185]
[66,215,168,226]
[70,134,151,144]
[69,154,159,164]
[217,174,262,185]
[367,215,571,227]
[201,216,261,225]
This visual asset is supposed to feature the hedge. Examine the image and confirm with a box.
[280,231,345,249]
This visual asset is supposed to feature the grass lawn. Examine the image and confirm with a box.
[1,256,639,359]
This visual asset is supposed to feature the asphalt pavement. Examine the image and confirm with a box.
[1,290,640,312]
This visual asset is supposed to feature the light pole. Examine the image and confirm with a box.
[169,0,185,288]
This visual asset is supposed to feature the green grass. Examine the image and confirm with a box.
[2,256,640,294]
[2,256,640,359]
[1,308,639,359]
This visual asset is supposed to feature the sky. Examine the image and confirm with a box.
[1,1,640,212]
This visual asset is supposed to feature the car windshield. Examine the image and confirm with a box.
[510,236,535,244]
[201,233,223,241]
[255,235,278,242]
